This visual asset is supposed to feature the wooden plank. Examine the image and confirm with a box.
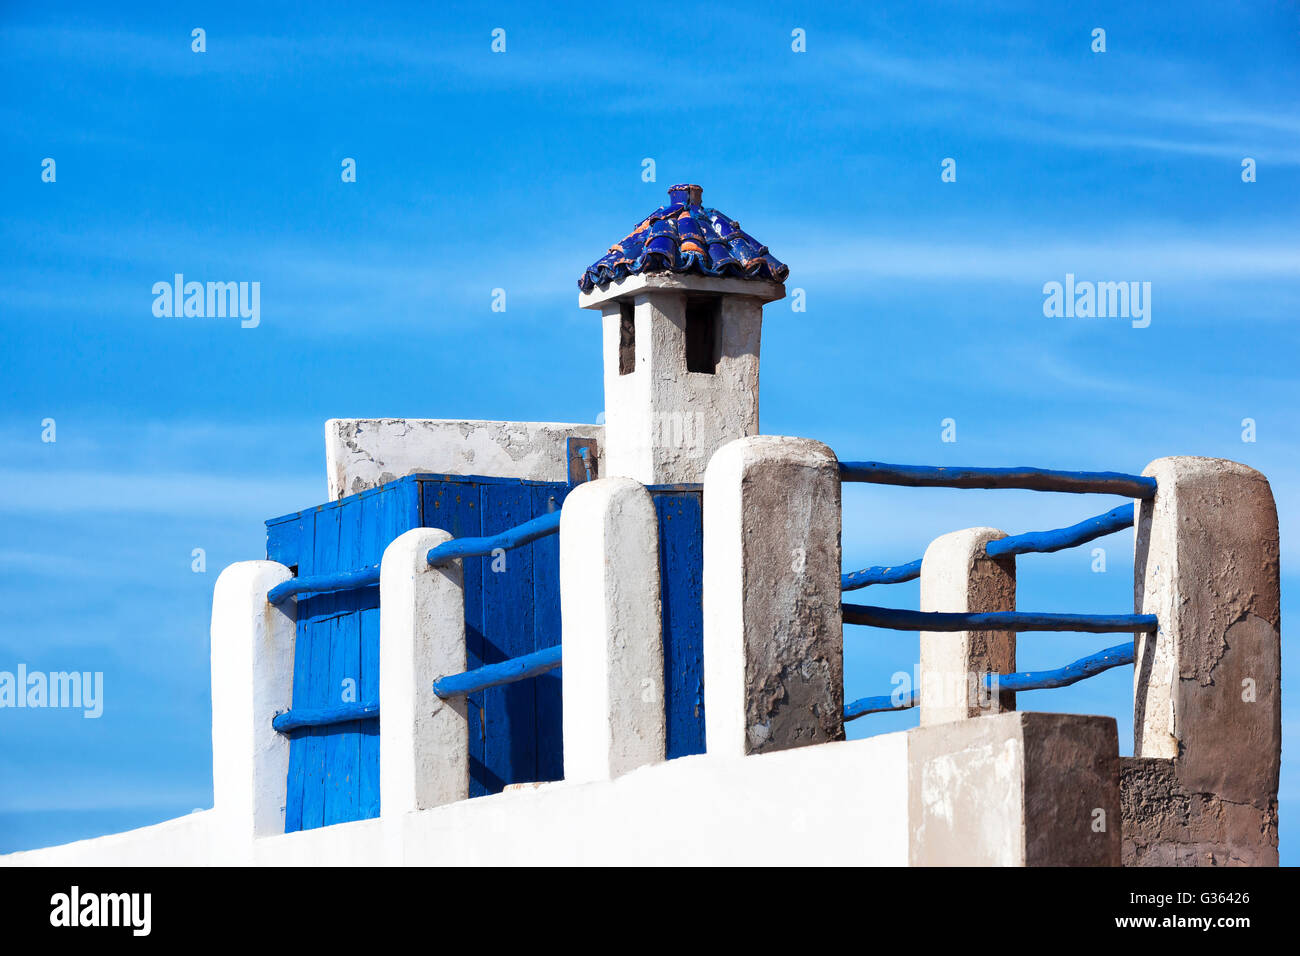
[298,614,334,831]
[531,484,566,783]
[323,611,355,826]
[265,512,305,569]
[420,479,487,795]
[357,482,413,819]
[479,482,537,790]
[842,604,1159,633]
[299,505,340,831]
[654,490,706,759]
[282,521,311,832]
[327,489,369,827]
[281,505,311,833]
[837,461,1157,498]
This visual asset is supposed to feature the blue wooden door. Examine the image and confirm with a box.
[649,486,706,759]
[419,477,568,796]
[266,480,419,832]
[264,474,706,832]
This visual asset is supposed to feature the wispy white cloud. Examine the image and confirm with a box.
[777,231,1300,282]
[0,467,317,518]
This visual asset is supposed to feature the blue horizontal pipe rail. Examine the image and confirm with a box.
[986,504,1134,559]
[988,641,1135,693]
[839,504,1135,591]
[268,566,381,604]
[841,558,923,591]
[272,700,380,733]
[433,645,562,699]
[842,640,1138,722]
[427,510,562,566]
[843,689,918,720]
[838,461,1157,499]
[843,603,1158,633]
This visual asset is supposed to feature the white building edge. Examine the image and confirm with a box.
[3,185,1280,866]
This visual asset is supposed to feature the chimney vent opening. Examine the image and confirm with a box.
[685,296,721,374]
[618,301,636,375]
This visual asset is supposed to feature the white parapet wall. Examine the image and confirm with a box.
[2,710,1123,866]
[326,419,605,500]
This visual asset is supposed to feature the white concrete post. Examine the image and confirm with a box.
[379,528,467,815]
[919,528,1016,725]
[908,712,1121,866]
[560,477,666,782]
[1125,456,1281,865]
[703,436,843,756]
[210,560,295,840]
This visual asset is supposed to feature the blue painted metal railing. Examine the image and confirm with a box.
[843,604,1157,633]
[838,461,1157,498]
[271,508,563,731]
[266,508,561,604]
[272,701,381,733]
[841,503,1135,591]
[988,641,1135,692]
[844,688,919,720]
[432,645,563,699]
[986,504,1134,558]
[426,510,561,565]
[838,464,1152,714]
[842,558,924,591]
[268,565,380,604]
[842,640,1136,721]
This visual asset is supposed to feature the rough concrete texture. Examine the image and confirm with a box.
[560,478,666,783]
[919,528,1016,724]
[325,418,604,500]
[703,436,843,756]
[1128,457,1280,866]
[1120,757,1277,866]
[587,274,780,485]
[909,712,1121,866]
[379,528,467,814]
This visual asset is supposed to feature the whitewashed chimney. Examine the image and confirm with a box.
[578,184,787,484]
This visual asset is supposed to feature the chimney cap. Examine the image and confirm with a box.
[578,184,788,293]
[667,183,703,205]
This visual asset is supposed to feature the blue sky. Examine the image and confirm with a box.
[2,1,1297,858]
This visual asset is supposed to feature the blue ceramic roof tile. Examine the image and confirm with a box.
[578,184,789,293]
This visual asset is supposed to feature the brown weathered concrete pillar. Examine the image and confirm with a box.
[1124,457,1280,866]
[702,436,844,756]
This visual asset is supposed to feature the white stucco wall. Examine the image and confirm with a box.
[2,735,911,866]
[325,419,605,500]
